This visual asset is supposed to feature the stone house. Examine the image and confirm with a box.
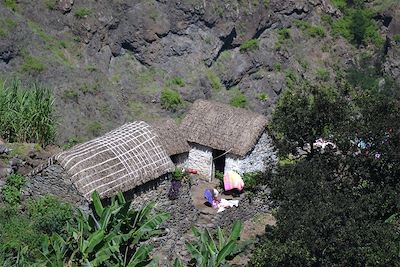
[179,100,276,180]
[28,121,175,204]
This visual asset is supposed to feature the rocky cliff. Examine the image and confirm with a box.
[0,0,399,144]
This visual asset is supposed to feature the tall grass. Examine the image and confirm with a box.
[0,80,56,146]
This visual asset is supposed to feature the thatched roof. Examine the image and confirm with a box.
[149,119,190,156]
[54,121,174,200]
[180,100,268,156]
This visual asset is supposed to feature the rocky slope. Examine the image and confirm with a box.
[0,0,399,144]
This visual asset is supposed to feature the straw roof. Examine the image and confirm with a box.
[54,121,174,200]
[180,100,268,156]
[149,119,190,156]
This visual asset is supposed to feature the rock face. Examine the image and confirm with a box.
[0,0,399,143]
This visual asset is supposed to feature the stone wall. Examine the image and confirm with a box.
[224,131,277,174]
[186,144,213,179]
[25,164,90,212]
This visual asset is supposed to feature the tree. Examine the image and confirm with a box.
[271,85,350,158]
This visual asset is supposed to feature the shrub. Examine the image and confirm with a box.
[86,121,102,136]
[257,92,269,101]
[160,88,183,111]
[1,174,26,206]
[394,34,400,43]
[316,68,330,82]
[207,70,223,91]
[185,221,242,266]
[294,20,325,38]
[44,0,58,10]
[27,195,74,235]
[4,0,17,11]
[167,76,185,87]
[275,28,291,50]
[240,39,259,52]
[74,7,91,19]
[242,172,260,192]
[230,91,247,108]
[0,80,56,145]
[21,54,46,73]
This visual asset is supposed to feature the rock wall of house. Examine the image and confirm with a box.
[186,144,213,179]
[224,131,277,174]
[25,164,90,212]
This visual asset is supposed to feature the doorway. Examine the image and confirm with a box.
[212,149,226,175]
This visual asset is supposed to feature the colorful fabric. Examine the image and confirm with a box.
[204,189,214,205]
[223,171,244,191]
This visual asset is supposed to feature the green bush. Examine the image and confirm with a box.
[240,39,259,52]
[44,0,58,10]
[294,20,325,38]
[172,167,188,181]
[316,68,330,82]
[21,54,46,73]
[275,28,291,50]
[160,88,183,111]
[0,80,56,145]
[207,70,223,91]
[257,92,269,101]
[167,76,185,87]
[27,195,74,235]
[1,174,26,206]
[74,7,91,19]
[230,91,247,108]
[86,121,102,136]
[394,34,400,43]
[242,172,260,192]
[4,0,17,11]
[185,221,242,266]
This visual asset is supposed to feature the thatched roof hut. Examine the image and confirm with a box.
[180,100,268,156]
[51,121,174,200]
[149,119,190,156]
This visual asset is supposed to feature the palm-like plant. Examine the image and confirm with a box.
[41,191,169,266]
[184,221,242,267]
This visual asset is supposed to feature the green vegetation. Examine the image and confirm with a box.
[0,18,17,37]
[263,0,269,8]
[4,0,17,11]
[0,191,169,266]
[1,174,26,206]
[62,89,79,101]
[331,4,384,47]
[166,76,185,87]
[62,137,81,150]
[242,172,261,192]
[0,80,56,145]
[207,70,223,91]
[184,221,242,266]
[294,20,325,38]
[74,7,91,19]
[394,34,400,43]
[256,92,269,101]
[316,68,330,82]
[21,53,46,73]
[86,121,102,136]
[239,39,259,52]
[251,74,400,265]
[44,0,58,10]
[273,63,281,72]
[230,90,247,108]
[160,88,183,111]
[275,28,291,50]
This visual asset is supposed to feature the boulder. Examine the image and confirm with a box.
[59,0,74,14]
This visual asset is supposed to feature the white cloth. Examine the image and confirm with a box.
[217,198,239,213]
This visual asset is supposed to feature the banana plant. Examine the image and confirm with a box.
[185,221,242,267]
[40,191,169,266]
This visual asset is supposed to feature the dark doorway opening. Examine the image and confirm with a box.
[213,149,226,174]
